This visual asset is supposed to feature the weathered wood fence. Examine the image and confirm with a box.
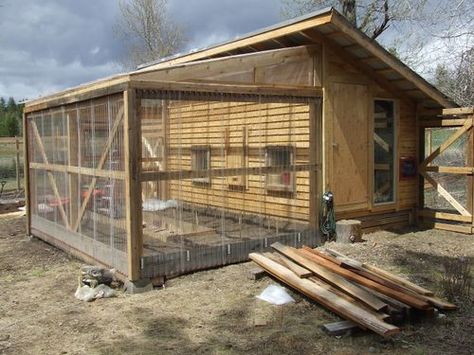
[0,136,23,192]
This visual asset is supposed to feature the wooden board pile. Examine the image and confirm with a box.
[249,243,457,337]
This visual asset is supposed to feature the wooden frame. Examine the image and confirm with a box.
[23,7,472,284]
[264,145,296,193]
[418,112,474,232]
[190,145,211,185]
[372,98,397,206]
[124,89,143,281]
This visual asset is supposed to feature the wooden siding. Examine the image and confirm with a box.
[324,46,418,216]
[166,101,311,221]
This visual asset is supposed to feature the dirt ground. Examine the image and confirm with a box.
[0,211,473,355]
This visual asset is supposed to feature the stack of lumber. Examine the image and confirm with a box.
[249,243,456,337]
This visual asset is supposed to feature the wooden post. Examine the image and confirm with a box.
[160,100,169,200]
[67,109,79,228]
[309,100,322,234]
[124,89,143,281]
[416,105,424,226]
[15,136,21,191]
[470,115,474,231]
[22,113,31,235]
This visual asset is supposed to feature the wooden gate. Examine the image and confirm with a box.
[418,107,474,234]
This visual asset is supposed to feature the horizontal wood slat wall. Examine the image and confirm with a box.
[164,100,312,221]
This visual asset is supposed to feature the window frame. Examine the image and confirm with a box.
[191,145,211,185]
[264,145,296,194]
[372,98,397,206]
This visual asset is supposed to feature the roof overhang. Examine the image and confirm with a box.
[25,7,456,111]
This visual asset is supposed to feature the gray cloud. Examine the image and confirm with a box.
[0,0,284,101]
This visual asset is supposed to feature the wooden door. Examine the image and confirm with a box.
[330,83,369,210]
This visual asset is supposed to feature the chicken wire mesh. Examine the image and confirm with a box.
[27,94,128,273]
[138,90,320,278]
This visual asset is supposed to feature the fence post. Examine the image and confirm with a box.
[15,136,21,191]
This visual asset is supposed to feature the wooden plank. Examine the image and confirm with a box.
[248,267,267,280]
[0,137,23,144]
[124,89,143,281]
[420,171,471,216]
[24,78,129,113]
[295,249,432,310]
[323,247,435,297]
[418,209,472,223]
[421,220,472,235]
[442,107,474,115]
[322,320,360,336]
[140,164,316,182]
[423,166,473,175]
[418,119,468,128]
[29,162,126,180]
[325,247,456,310]
[263,252,313,278]
[249,253,399,337]
[271,243,389,312]
[130,80,323,99]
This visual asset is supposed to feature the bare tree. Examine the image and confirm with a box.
[435,48,474,107]
[115,0,185,69]
[280,0,425,40]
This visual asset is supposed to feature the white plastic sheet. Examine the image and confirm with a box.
[256,284,295,305]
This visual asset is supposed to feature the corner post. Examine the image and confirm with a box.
[124,89,143,281]
[22,113,31,235]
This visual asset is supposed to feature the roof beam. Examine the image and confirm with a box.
[301,28,416,106]
[143,12,332,70]
[331,11,455,108]
[130,80,323,98]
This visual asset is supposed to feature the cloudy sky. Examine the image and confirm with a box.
[0,0,283,101]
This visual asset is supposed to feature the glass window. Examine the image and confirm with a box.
[191,146,211,185]
[265,146,295,193]
[374,100,395,204]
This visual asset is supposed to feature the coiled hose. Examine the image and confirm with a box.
[319,191,336,242]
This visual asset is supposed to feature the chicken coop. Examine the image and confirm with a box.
[24,8,468,283]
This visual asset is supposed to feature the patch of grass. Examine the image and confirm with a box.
[441,256,472,302]
[29,267,47,278]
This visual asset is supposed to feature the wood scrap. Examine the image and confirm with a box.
[323,247,435,296]
[249,252,400,337]
[249,243,457,338]
[248,267,267,280]
[306,247,430,296]
[323,320,359,336]
[296,248,433,310]
[263,252,313,278]
[271,243,389,312]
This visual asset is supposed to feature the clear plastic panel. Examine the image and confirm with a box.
[27,94,128,273]
[139,91,319,278]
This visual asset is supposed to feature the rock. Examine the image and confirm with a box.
[368,346,376,353]
[0,335,10,341]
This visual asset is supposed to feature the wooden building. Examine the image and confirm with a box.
[24,8,472,283]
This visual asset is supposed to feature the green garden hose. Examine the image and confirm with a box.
[319,191,336,242]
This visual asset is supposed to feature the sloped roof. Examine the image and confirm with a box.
[137,7,455,109]
[26,7,455,110]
